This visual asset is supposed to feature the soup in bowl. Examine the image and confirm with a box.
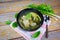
[16,8,44,31]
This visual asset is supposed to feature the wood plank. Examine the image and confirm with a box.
[0,1,60,14]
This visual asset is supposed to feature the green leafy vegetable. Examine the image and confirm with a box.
[5,20,11,25]
[27,4,55,17]
[12,22,18,28]
[25,13,32,19]
[28,4,37,9]
[15,13,18,18]
[32,31,40,38]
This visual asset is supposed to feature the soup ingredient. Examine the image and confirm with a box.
[32,31,41,38]
[30,23,36,26]
[25,13,32,20]
[23,20,30,29]
[12,22,18,28]
[5,20,11,25]
[19,12,41,30]
[27,4,55,17]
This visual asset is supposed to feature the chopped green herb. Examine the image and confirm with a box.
[12,22,18,28]
[32,31,40,38]
[5,20,11,25]
[25,13,32,19]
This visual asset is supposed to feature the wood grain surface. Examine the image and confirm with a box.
[0,0,60,14]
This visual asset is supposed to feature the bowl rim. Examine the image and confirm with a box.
[16,8,44,31]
